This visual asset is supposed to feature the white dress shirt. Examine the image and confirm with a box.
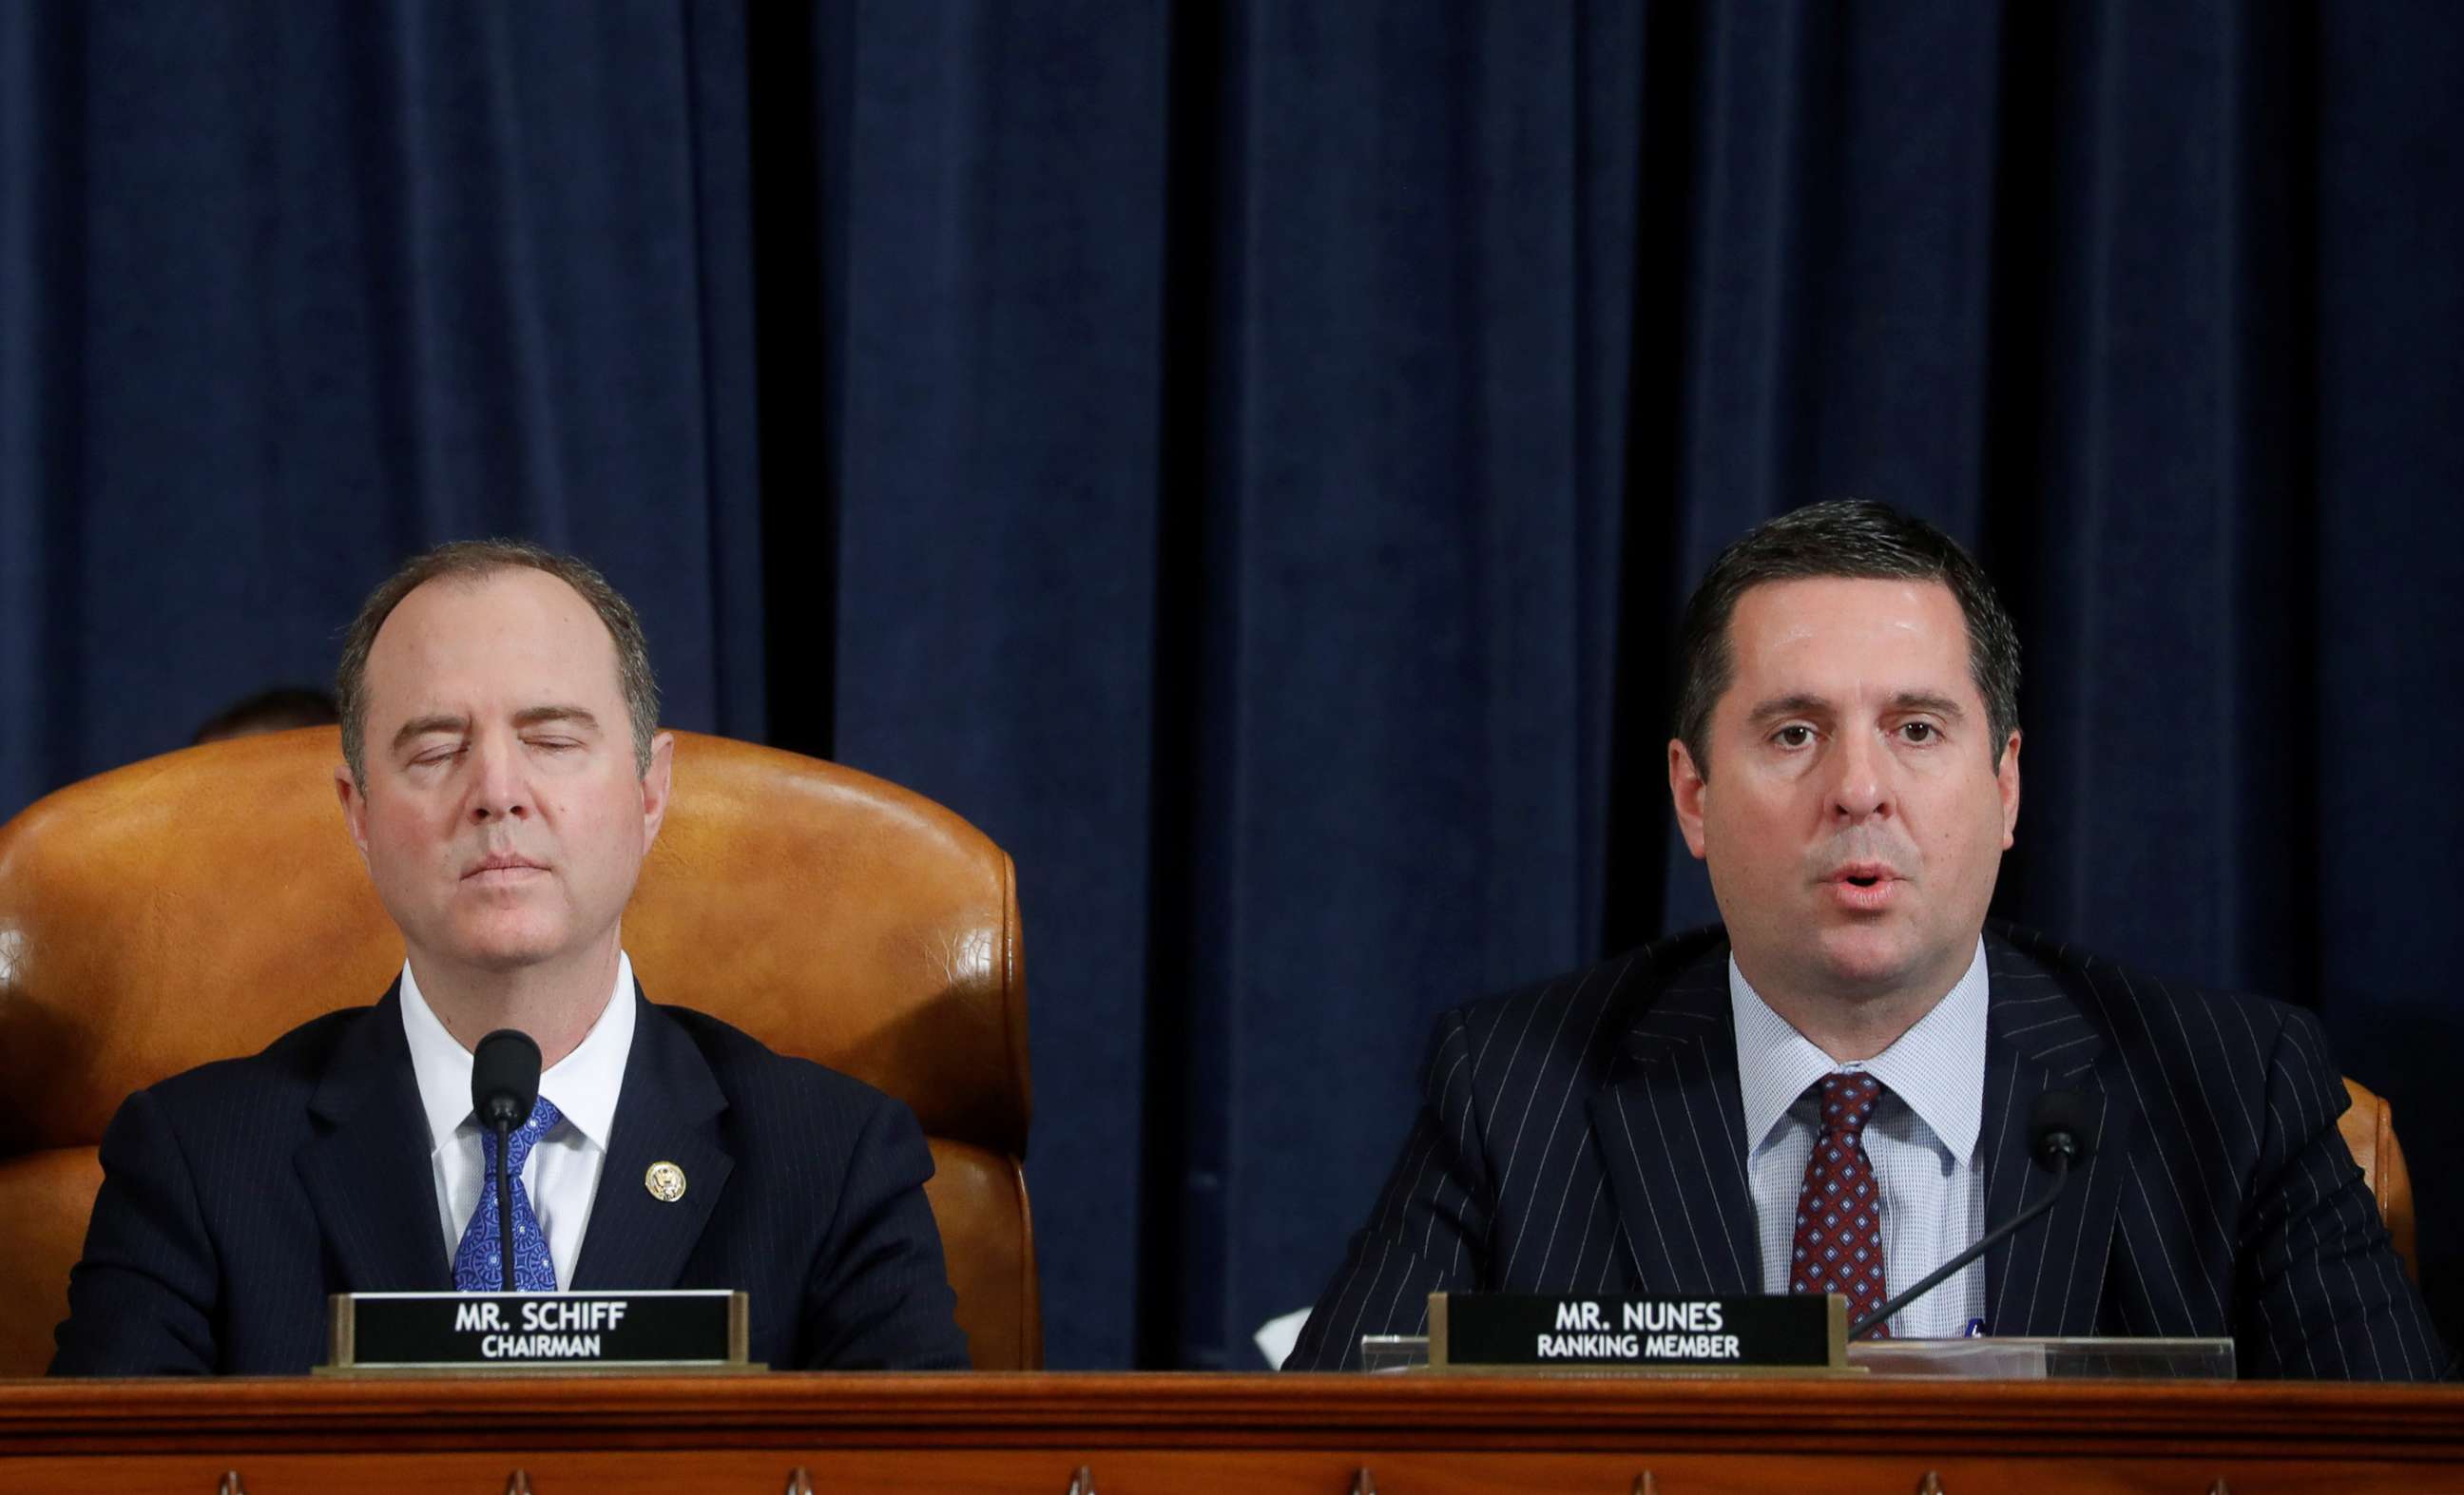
[1731,939,1990,1338]
[400,953,637,1292]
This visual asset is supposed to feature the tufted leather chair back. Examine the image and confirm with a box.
[0,727,1036,1374]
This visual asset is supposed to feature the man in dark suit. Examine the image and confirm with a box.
[1292,501,2445,1378]
[52,541,968,1373]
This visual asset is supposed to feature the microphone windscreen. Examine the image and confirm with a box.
[2027,1087,2101,1165]
[471,1028,544,1129]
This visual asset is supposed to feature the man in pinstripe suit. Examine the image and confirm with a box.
[52,542,968,1373]
[1292,502,2445,1378]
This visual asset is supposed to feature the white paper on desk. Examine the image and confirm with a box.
[1253,1306,1313,1370]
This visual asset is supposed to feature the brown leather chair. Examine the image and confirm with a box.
[0,727,1037,1375]
[2339,1076,2418,1282]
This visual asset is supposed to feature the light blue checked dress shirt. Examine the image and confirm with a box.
[1731,939,1991,1339]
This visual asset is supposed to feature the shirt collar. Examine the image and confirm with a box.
[1728,937,1989,1166]
[399,951,637,1155]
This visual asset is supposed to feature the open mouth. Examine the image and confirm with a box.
[1826,865,1899,910]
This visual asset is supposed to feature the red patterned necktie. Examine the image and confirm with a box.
[1788,1071,1892,1336]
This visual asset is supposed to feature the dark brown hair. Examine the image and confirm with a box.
[337,539,660,789]
[1673,500,2019,775]
[193,685,339,744]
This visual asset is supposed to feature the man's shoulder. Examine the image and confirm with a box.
[1437,922,2326,1076]
[1435,927,1731,1077]
[1985,921,2319,1058]
[136,1003,374,1114]
[642,1000,905,1125]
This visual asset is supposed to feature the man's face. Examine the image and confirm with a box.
[337,568,673,981]
[1668,577,2019,1006]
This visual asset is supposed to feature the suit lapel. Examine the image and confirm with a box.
[1979,935,2132,1336]
[298,986,455,1292]
[1591,947,1761,1295]
[569,989,735,1291]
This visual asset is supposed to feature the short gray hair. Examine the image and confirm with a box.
[337,539,661,790]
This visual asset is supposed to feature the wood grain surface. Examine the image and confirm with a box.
[4,1371,2460,1492]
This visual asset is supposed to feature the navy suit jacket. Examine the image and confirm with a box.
[49,984,971,1374]
[1291,925,2449,1378]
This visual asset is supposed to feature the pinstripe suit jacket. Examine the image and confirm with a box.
[49,984,970,1374]
[1290,924,2449,1379]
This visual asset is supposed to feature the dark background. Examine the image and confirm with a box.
[3,2,2457,1370]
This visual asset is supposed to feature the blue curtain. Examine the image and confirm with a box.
[3,1,2458,1369]
[0,3,768,781]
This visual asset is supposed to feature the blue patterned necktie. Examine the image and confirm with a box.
[453,1095,564,1293]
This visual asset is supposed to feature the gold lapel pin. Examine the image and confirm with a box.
[645,1161,687,1202]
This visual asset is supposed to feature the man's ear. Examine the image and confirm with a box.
[1997,730,2022,850]
[1668,738,1710,861]
[335,763,372,867]
[639,731,676,848]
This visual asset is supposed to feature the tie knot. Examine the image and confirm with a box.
[1814,1071,1884,1138]
[487,1094,564,1174]
[517,1093,564,1140]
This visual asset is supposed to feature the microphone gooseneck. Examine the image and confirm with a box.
[470,1029,544,1294]
[1846,1088,2100,1340]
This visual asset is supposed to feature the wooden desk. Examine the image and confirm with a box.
[4,1371,2459,1492]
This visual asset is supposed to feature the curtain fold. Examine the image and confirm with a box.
[0,0,762,819]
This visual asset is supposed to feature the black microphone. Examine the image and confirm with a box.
[1847,1087,2102,1340]
[470,1029,544,1294]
